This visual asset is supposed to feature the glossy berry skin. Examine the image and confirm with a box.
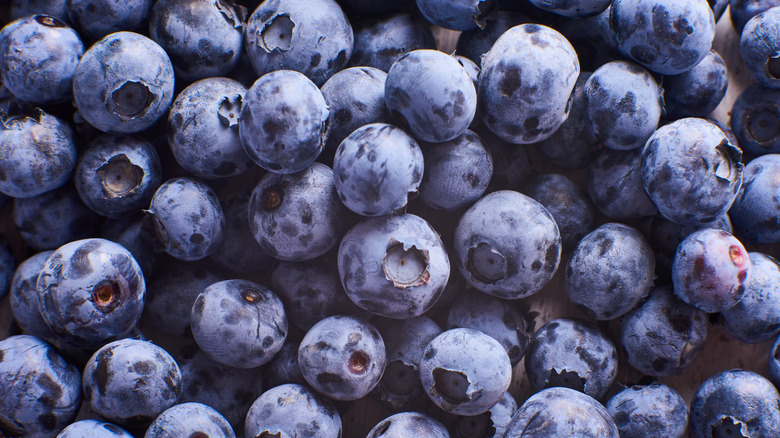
[147,177,225,261]
[691,370,780,438]
[446,288,529,366]
[605,383,688,438]
[83,339,181,428]
[244,0,353,86]
[167,77,252,179]
[419,328,512,416]
[320,66,391,164]
[372,316,442,410]
[720,252,780,343]
[249,162,352,261]
[36,238,145,347]
[566,223,655,320]
[239,70,329,174]
[479,24,579,144]
[454,190,561,300]
[621,285,708,376]
[367,412,449,438]
[416,0,495,31]
[730,84,780,156]
[191,279,287,369]
[504,387,619,437]
[528,0,610,17]
[149,0,244,81]
[73,31,175,134]
[75,135,162,218]
[338,214,449,319]
[144,402,235,438]
[523,173,595,249]
[740,6,780,89]
[731,155,780,243]
[245,383,341,438]
[0,15,84,104]
[349,14,436,72]
[664,50,729,119]
[58,419,133,437]
[585,60,662,151]
[333,123,424,216]
[13,183,102,250]
[588,148,657,220]
[0,335,82,438]
[298,315,386,401]
[68,0,152,40]
[0,108,77,198]
[419,130,493,211]
[641,118,744,227]
[525,318,618,400]
[385,49,476,143]
[610,0,716,75]
[672,228,751,313]
[10,250,56,339]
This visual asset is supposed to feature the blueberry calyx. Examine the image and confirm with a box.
[96,154,143,197]
[259,14,295,53]
[712,417,747,437]
[241,288,263,304]
[216,0,246,29]
[544,368,586,393]
[382,241,430,288]
[348,351,370,375]
[0,105,43,128]
[382,360,417,395]
[110,81,154,119]
[92,280,120,313]
[744,107,780,144]
[713,140,743,181]
[766,55,780,80]
[474,0,497,30]
[0,414,26,436]
[262,186,284,210]
[33,15,66,27]
[466,242,506,284]
[454,412,496,438]
[218,95,242,129]
[431,367,472,404]
[190,432,209,438]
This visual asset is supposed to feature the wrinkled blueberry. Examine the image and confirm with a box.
[244,383,341,438]
[605,383,689,438]
[588,148,657,220]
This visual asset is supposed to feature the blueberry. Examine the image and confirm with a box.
[588,148,657,220]
[349,13,436,72]
[249,162,352,261]
[415,0,496,31]
[366,412,449,438]
[9,250,56,339]
[730,0,780,35]
[610,0,716,75]
[663,49,729,119]
[584,60,663,151]
[641,118,744,227]
[191,279,287,368]
[333,123,424,216]
[479,24,579,144]
[566,223,655,320]
[730,154,780,243]
[68,0,152,40]
[0,107,77,198]
[523,173,595,249]
[605,383,689,438]
[36,238,145,348]
[719,252,780,342]
[419,130,493,211]
[0,15,84,104]
[82,338,181,428]
[147,177,225,261]
[298,315,386,401]
[58,419,133,437]
[454,11,525,66]
[0,236,14,301]
[10,0,69,22]
[525,318,618,400]
[149,0,244,81]
[729,84,780,156]
[557,5,622,71]
[338,213,449,319]
[167,77,252,179]
[100,214,157,277]
[503,387,619,437]
[385,49,477,143]
[454,190,561,299]
[244,383,341,438]
[479,127,536,192]
[75,134,162,218]
[770,335,780,387]
[672,228,751,313]
[73,31,175,134]
[372,315,443,409]
[0,335,82,438]
[419,328,512,415]
[244,0,353,86]
[262,341,306,388]
[528,0,611,17]
[321,66,391,165]
[239,69,329,174]
[621,285,708,376]
[690,369,780,437]
[144,402,235,438]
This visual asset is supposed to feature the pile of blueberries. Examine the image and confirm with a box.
[1,0,780,436]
